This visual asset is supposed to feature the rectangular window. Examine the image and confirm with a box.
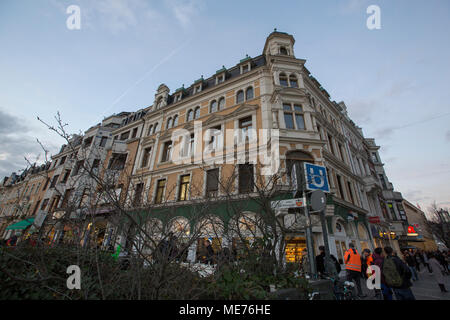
[120,131,130,141]
[371,152,378,163]
[338,143,346,163]
[284,113,295,129]
[178,175,190,201]
[84,136,93,147]
[239,164,254,193]
[295,114,305,130]
[347,181,355,204]
[108,153,127,170]
[209,126,221,150]
[41,198,49,211]
[50,175,60,188]
[99,136,108,147]
[133,183,144,206]
[336,174,345,200]
[60,156,67,165]
[161,141,172,162]
[206,168,219,198]
[155,179,166,204]
[379,174,387,189]
[92,159,100,169]
[61,189,73,208]
[61,170,71,183]
[131,128,138,139]
[79,188,89,208]
[283,103,305,130]
[327,135,335,155]
[72,160,84,176]
[43,178,50,190]
[141,147,152,168]
[239,116,253,143]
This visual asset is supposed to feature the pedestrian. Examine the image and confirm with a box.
[315,245,341,277]
[383,246,416,300]
[435,251,448,275]
[414,250,422,272]
[7,234,18,246]
[361,249,373,279]
[300,249,310,277]
[344,243,366,298]
[428,252,448,292]
[403,250,419,281]
[423,251,432,273]
[372,247,393,300]
[204,239,215,265]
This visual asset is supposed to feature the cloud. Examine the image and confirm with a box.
[0,109,59,179]
[164,0,204,28]
[384,80,416,98]
[446,130,450,142]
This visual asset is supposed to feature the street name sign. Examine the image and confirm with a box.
[271,198,306,210]
[304,163,330,193]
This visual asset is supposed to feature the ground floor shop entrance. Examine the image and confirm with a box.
[285,236,307,263]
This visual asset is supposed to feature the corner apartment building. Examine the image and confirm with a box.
[1,30,405,263]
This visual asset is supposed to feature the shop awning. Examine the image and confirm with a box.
[6,218,35,230]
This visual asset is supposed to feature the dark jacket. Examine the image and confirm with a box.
[371,252,386,285]
[405,254,416,267]
[387,255,412,289]
[316,252,341,275]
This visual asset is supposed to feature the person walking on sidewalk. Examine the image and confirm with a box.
[423,251,432,273]
[344,243,366,298]
[383,246,415,300]
[404,250,419,281]
[371,247,392,300]
[428,252,448,293]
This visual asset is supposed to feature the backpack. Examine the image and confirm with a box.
[383,257,403,287]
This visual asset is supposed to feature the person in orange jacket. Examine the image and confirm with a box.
[344,243,366,297]
[361,249,373,279]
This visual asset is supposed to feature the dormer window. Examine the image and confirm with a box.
[279,46,288,55]
[241,63,250,74]
[194,84,202,94]
[173,93,182,103]
[289,75,298,88]
[216,74,225,84]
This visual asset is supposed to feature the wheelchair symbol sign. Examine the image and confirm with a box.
[304,163,330,192]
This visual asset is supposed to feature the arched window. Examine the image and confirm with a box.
[218,97,225,110]
[173,115,178,127]
[194,106,200,119]
[289,75,298,88]
[236,90,244,104]
[148,125,153,135]
[210,100,217,113]
[280,46,288,55]
[153,122,158,134]
[166,117,172,129]
[187,109,194,122]
[279,73,288,87]
[245,87,254,100]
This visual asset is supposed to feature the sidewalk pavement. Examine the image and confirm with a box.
[358,268,450,300]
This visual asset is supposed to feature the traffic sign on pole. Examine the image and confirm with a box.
[271,198,306,210]
[304,163,330,193]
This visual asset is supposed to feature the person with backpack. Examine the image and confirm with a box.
[372,247,393,300]
[383,246,416,300]
[316,245,341,277]
[344,243,366,297]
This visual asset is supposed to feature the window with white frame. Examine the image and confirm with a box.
[283,103,305,130]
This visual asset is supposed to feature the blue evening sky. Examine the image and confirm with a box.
[0,0,449,214]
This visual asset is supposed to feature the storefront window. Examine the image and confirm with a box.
[285,236,307,263]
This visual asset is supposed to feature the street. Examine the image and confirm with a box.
[360,268,450,300]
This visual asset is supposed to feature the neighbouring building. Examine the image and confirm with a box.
[401,199,438,251]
